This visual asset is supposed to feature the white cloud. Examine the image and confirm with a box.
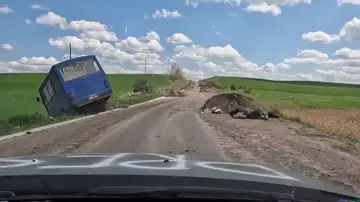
[245,3,281,16]
[185,0,241,7]
[35,12,109,32]
[186,0,312,6]
[0,57,58,73]
[277,47,360,83]
[260,62,290,72]
[49,36,103,51]
[302,31,340,44]
[25,19,32,24]
[185,0,311,15]
[152,9,182,18]
[303,17,360,43]
[0,6,13,14]
[31,4,50,10]
[182,68,205,80]
[36,12,67,29]
[2,44,13,51]
[18,57,58,65]
[173,44,259,74]
[339,17,360,41]
[47,29,167,74]
[297,49,328,59]
[141,31,161,42]
[167,33,193,44]
[116,36,164,52]
[334,47,360,59]
[80,30,118,42]
[68,20,108,31]
[337,0,360,6]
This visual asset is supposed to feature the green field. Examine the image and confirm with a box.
[0,73,170,121]
[208,76,360,109]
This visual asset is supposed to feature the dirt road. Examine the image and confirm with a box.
[0,88,359,194]
[0,88,226,160]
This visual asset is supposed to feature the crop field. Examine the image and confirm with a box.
[211,76,360,109]
[209,76,360,140]
[0,73,170,121]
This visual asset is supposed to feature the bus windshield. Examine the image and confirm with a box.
[59,59,100,82]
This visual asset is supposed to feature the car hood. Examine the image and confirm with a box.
[0,153,358,198]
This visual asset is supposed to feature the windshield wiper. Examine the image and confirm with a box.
[0,186,295,201]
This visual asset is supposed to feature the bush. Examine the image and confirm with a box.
[244,88,252,94]
[230,84,236,91]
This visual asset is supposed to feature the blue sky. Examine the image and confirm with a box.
[1,0,360,83]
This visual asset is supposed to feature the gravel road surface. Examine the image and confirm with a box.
[0,88,359,194]
[0,88,226,160]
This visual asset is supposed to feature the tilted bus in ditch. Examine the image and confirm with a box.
[38,55,113,116]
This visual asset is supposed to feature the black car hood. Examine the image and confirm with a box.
[0,153,358,199]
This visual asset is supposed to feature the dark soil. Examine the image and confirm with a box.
[202,93,260,113]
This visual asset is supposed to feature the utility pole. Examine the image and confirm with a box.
[144,57,147,75]
[168,59,170,72]
[69,43,72,59]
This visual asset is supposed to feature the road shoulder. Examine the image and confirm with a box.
[200,113,360,194]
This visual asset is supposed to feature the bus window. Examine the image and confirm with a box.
[46,80,55,97]
[59,59,100,82]
[42,86,51,104]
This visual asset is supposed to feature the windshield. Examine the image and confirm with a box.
[59,59,100,82]
[0,1,360,201]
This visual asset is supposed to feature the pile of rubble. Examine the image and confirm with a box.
[201,93,279,120]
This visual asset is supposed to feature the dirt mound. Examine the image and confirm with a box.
[199,86,217,93]
[202,93,259,114]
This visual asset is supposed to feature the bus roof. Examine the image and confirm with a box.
[39,55,97,92]
[51,55,96,71]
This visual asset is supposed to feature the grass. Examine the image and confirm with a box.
[0,73,170,121]
[117,92,163,106]
[206,76,360,141]
[0,73,171,136]
[209,76,360,109]
[107,74,170,99]
[0,113,78,136]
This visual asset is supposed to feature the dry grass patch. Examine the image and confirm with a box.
[282,108,360,140]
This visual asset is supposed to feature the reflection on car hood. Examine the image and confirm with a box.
[0,153,357,198]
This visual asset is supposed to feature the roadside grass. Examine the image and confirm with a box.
[207,76,360,141]
[117,92,163,106]
[0,73,171,136]
[0,113,78,137]
[107,74,170,100]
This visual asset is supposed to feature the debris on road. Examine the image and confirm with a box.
[163,88,186,97]
[201,93,278,120]
[211,107,223,114]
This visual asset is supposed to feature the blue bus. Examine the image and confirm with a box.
[38,55,113,116]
